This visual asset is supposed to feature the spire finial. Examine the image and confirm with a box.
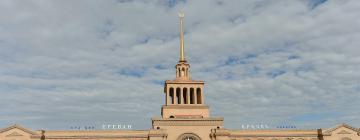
[178,11,185,62]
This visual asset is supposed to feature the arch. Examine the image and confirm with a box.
[176,87,181,104]
[170,115,175,118]
[177,133,201,140]
[183,88,187,104]
[196,88,202,104]
[190,88,195,104]
[169,87,174,104]
[180,67,185,77]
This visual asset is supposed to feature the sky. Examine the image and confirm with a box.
[0,0,360,130]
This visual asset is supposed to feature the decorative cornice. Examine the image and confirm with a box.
[337,130,352,134]
[152,117,223,126]
[32,135,148,139]
[162,105,209,109]
[212,129,230,137]
[165,80,204,84]
[229,134,318,137]
[0,124,38,135]
[6,132,23,137]
[323,123,360,135]
[149,129,167,137]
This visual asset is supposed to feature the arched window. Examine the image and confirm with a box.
[196,88,202,104]
[176,88,181,104]
[183,88,187,104]
[183,136,195,140]
[190,88,194,104]
[169,88,174,104]
[181,67,185,77]
[177,133,201,140]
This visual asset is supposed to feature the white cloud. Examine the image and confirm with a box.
[0,0,359,130]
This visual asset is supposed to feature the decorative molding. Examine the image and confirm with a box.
[177,133,201,140]
[38,135,149,139]
[162,105,209,109]
[323,123,360,135]
[149,129,168,137]
[0,124,37,135]
[152,118,223,126]
[337,130,352,134]
[6,132,23,137]
[230,134,318,137]
[165,80,204,84]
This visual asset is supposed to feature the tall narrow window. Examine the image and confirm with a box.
[190,88,194,104]
[181,68,185,77]
[176,88,181,104]
[196,88,202,104]
[169,88,174,104]
[183,88,187,104]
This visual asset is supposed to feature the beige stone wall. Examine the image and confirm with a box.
[158,125,216,140]
[162,105,210,118]
[1,124,359,140]
[40,130,149,140]
[228,129,319,140]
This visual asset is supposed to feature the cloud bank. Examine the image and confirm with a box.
[0,0,359,130]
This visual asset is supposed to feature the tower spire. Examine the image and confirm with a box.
[178,11,185,62]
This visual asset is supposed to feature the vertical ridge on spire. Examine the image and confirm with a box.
[178,11,185,62]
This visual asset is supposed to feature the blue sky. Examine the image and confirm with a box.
[0,0,360,130]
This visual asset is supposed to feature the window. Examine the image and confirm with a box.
[183,136,195,140]
[190,88,194,104]
[177,133,200,140]
[176,88,181,104]
[183,88,187,104]
[169,88,174,104]
[196,88,201,104]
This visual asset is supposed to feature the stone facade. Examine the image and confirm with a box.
[1,13,359,140]
[1,123,359,140]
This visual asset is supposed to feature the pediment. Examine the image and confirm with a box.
[0,124,37,135]
[323,123,360,135]
[6,132,23,137]
[337,130,352,134]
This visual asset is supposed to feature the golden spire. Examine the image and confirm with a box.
[178,11,185,62]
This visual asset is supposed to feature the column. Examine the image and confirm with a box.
[180,87,183,104]
[166,87,170,105]
[194,88,197,104]
[173,88,177,105]
[201,88,205,104]
[187,88,190,104]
